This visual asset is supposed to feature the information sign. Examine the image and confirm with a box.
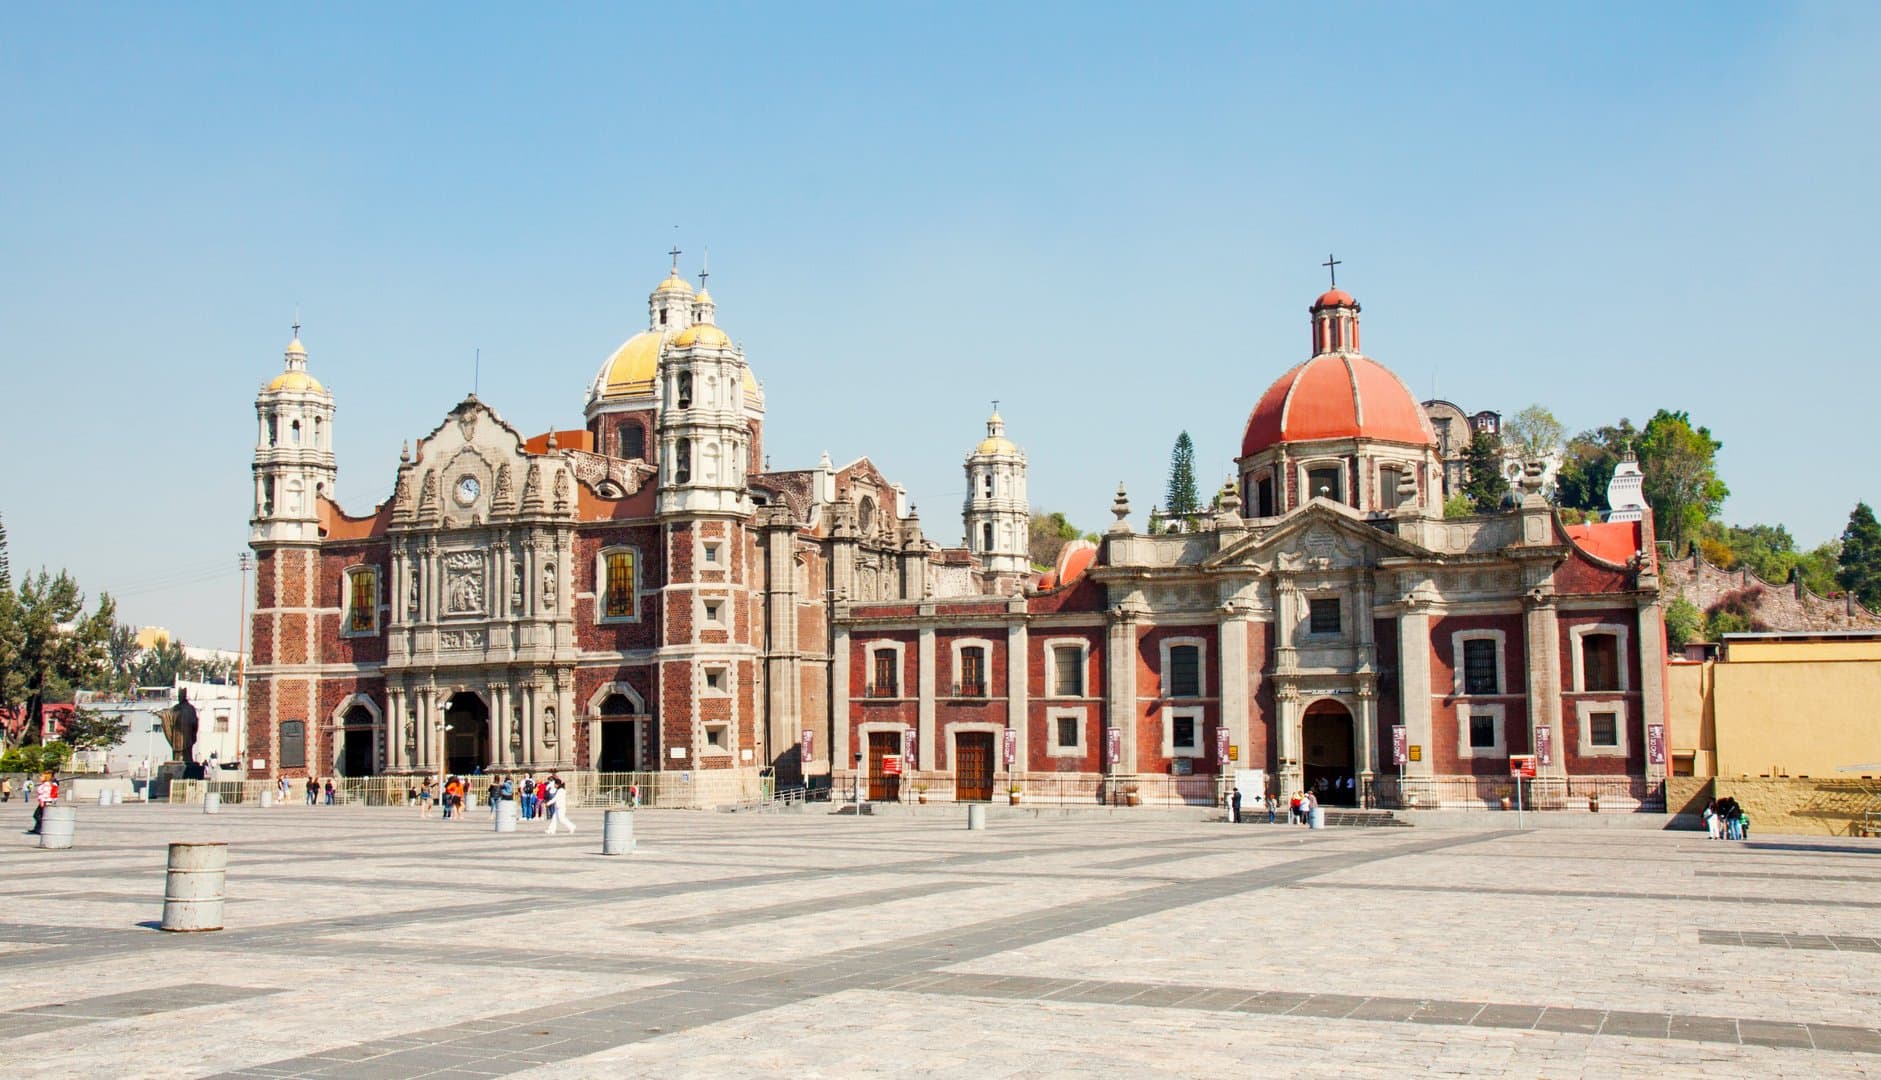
[882,754,902,776]
[1510,754,1538,779]
[1408,744,1422,762]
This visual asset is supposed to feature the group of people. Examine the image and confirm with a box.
[1288,790,1320,825]
[1703,796,1751,840]
[407,773,575,832]
[1226,789,1314,825]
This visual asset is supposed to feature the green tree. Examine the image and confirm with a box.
[1028,511,1083,570]
[1663,597,1702,651]
[133,638,187,687]
[59,708,127,753]
[0,570,116,746]
[104,623,139,695]
[1165,432,1200,522]
[1837,502,1881,609]
[1637,409,1728,551]
[1462,431,1508,512]
[1442,493,1476,519]
[1503,405,1564,462]
[1554,419,1639,512]
[0,513,10,591]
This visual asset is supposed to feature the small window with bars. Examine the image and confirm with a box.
[1167,645,1200,697]
[1052,646,1083,697]
[1469,713,1496,749]
[871,650,899,697]
[1308,598,1341,635]
[958,647,986,697]
[1462,638,1498,695]
[1589,712,1619,747]
[1581,634,1621,691]
[1055,715,1080,751]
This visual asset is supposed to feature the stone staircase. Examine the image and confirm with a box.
[1321,809,1412,828]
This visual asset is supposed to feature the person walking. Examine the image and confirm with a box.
[543,775,575,834]
[277,777,290,806]
[521,775,538,821]
[0,777,11,803]
[418,780,434,818]
[25,772,54,835]
[1266,793,1277,824]
[1289,792,1302,825]
[1230,787,1242,824]
[323,779,335,806]
[304,777,318,806]
[442,776,460,820]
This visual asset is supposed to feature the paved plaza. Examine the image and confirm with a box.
[2,803,1880,1078]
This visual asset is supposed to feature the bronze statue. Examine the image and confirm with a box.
[161,688,200,766]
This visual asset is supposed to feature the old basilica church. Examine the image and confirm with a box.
[247,265,1668,809]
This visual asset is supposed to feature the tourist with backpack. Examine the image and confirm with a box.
[521,775,538,820]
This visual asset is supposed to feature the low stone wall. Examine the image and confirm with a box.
[1665,776,1713,825]
[1710,777,1881,837]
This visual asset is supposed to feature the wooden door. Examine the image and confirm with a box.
[955,732,994,802]
[868,731,900,802]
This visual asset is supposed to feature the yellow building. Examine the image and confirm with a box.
[1667,632,1881,835]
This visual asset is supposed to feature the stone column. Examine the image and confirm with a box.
[1398,600,1434,777]
[386,687,406,772]
[1219,601,1252,771]
[1275,684,1301,796]
[1006,594,1028,780]
[1105,606,1139,779]
[1354,573,1378,785]
[1525,593,1563,778]
[831,621,851,778]
[1636,596,1666,787]
[917,612,937,771]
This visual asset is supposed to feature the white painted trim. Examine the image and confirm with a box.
[1161,704,1206,758]
[1158,636,1208,699]
[1043,637,1093,698]
[1567,623,1630,692]
[1455,702,1506,759]
[594,545,643,624]
[1449,629,1507,697]
[865,639,908,697]
[1046,706,1088,757]
[949,637,997,698]
[330,693,382,727]
[1575,699,1630,758]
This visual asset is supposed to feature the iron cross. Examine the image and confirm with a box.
[1323,253,1341,288]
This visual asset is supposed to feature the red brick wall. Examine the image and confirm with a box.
[935,630,1007,697]
[1427,612,1528,775]
[1557,608,1646,775]
[573,524,661,651]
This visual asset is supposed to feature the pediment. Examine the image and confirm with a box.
[1203,501,1428,572]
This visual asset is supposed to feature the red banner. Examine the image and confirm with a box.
[1003,728,1017,767]
[1535,726,1552,767]
[1106,727,1121,766]
[1391,725,1407,766]
[902,727,916,769]
[1646,723,1666,765]
[800,729,813,764]
[1510,754,1537,779]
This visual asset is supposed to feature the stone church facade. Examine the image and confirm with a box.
[247,270,1667,810]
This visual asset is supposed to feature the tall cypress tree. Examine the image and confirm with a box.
[1462,431,1508,512]
[0,512,10,590]
[1165,432,1199,522]
[1838,502,1881,609]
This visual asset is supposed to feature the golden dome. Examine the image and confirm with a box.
[695,286,714,305]
[673,323,732,348]
[266,370,325,393]
[655,272,695,295]
[599,330,664,397]
[976,435,1019,454]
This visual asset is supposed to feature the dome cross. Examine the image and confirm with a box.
[1322,253,1341,288]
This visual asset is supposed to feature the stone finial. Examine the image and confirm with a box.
[546,430,558,451]
[1214,475,1242,525]
[1109,482,1131,534]
[399,440,411,463]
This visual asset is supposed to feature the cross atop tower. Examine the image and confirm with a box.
[697,247,709,291]
[1322,253,1341,288]
[668,244,682,273]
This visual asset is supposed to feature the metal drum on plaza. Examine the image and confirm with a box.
[161,841,226,932]
[203,792,221,815]
[38,805,77,850]
[259,789,273,808]
[494,798,518,833]
[602,808,635,855]
[1309,805,1324,830]
[966,803,986,830]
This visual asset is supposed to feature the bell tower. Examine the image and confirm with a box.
[251,327,337,544]
[962,408,1029,575]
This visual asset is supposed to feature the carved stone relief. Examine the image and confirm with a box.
[439,628,485,649]
[443,551,486,615]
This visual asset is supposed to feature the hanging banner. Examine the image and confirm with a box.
[1646,723,1666,765]
[1106,727,1121,766]
[1391,725,1407,766]
[1003,728,1017,767]
[1535,726,1553,767]
[1216,726,1230,764]
[800,729,813,764]
[902,727,916,769]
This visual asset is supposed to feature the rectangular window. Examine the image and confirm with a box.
[959,647,986,697]
[703,666,726,693]
[1052,646,1083,696]
[1309,598,1341,635]
[1589,712,1619,747]
[1463,639,1498,695]
[1167,645,1200,697]
[1581,633,1620,691]
[703,600,724,626]
[703,541,721,565]
[1172,714,1198,751]
[1379,467,1402,509]
[1306,466,1341,502]
[1469,713,1496,749]
[618,423,645,460]
[872,651,898,697]
[280,719,306,769]
[1056,715,1080,750]
[214,714,230,734]
[705,723,728,749]
[348,569,376,633]
[604,550,636,619]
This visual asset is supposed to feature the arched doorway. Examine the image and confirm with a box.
[441,691,489,776]
[1302,699,1357,807]
[597,692,646,772]
[340,704,376,776]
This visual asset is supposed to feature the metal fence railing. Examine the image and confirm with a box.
[169,770,776,810]
[1371,774,1665,812]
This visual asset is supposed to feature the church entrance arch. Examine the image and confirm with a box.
[1301,698,1357,807]
[597,692,645,772]
[442,691,490,777]
[340,705,376,776]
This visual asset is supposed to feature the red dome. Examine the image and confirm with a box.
[1240,353,1436,458]
[1313,287,1356,309]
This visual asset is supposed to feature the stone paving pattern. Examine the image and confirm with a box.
[1,803,1879,1077]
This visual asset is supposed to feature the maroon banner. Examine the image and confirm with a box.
[800,729,813,764]
[1106,726,1121,766]
[1535,725,1553,767]
[1646,723,1666,765]
[1216,725,1230,764]
[902,727,916,770]
[1391,725,1407,766]
[1003,728,1017,767]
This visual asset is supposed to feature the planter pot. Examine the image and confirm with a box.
[1008,793,1021,806]
[1588,798,1600,813]
[1125,792,1141,807]
[1499,797,1511,811]
[917,794,928,804]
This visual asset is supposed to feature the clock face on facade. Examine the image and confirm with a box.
[454,475,481,506]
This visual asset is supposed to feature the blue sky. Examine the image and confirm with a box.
[2,2,1877,649]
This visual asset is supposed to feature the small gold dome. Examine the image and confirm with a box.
[976,435,1019,455]
[695,286,714,305]
[598,330,664,397]
[267,370,325,393]
[673,323,732,348]
[655,272,695,295]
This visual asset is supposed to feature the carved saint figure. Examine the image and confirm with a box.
[510,563,524,612]
[543,563,557,610]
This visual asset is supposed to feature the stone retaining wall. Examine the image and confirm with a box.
[1681,776,1881,837]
